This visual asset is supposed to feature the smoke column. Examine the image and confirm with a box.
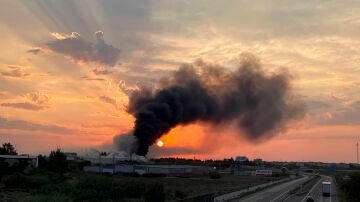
[126,54,304,156]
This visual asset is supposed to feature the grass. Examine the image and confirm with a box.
[108,173,279,200]
[1,171,282,201]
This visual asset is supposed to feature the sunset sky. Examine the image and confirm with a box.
[1,1,360,163]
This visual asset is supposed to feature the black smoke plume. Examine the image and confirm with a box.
[127,54,304,156]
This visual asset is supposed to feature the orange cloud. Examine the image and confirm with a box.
[1,92,52,111]
[1,65,30,79]
[46,31,120,66]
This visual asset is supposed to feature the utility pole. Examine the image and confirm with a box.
[357,141,359,165]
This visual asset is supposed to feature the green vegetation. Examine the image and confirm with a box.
[2,171,166,202]
[0,159,10,178]
[1,143,164,201]
[7,141,360,201]
[0,142,18,179]
[0,142,31,179]
[144,183,165,202]
[5,169,62,189]
[47,148,69,173]
[338,172,360,202]
[209,171,221,179]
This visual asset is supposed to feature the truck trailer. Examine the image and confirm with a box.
[322,181,331,196]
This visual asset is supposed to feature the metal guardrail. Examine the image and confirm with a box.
[214,177,295,202]
[171,193,215,202]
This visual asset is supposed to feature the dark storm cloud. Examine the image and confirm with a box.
[46,31,120,66]
[126,54,305,156]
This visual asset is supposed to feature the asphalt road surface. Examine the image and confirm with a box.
[214,178,292,202]
[234,176,310,202]
[299,176,338,202]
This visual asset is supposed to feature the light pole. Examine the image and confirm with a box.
[357,141,359,165]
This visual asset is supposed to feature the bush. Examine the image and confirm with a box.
[75,189,99,201]
[209,171,221,179]
[174,190,186,199]
[5,173,27,188]
[75,177,118,200]
[77,177,116,193]
[47,148,68,173]
[11,159,30,173]
[25,175,52,188]
[123,182,146,198]
[0,159,10,178]
[19,194,72,202]
[110,185,125,200]
[5,173,53,189]
[28,169,63,185]
[144,183,165,202]
[5,170,63,189]
[78,160,91,170]
[39,182,74,195]
[341,173,360,201]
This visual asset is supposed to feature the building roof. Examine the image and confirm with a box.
[136,165,202,169]
[0,155,37,159]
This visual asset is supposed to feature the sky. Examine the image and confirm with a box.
[1,0,360,163]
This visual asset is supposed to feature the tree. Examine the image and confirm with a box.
[0,142,17,155]
[37,154,48,169]
[48,148,68,173]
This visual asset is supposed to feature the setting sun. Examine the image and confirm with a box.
[156,140,164,147]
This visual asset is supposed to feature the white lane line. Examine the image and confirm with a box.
[270,190,289,202]
[330,177,332,202]
[271,177,309,202]
[301,176,323,202]
[239,176,308,202]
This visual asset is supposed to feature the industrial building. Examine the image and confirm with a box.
[232,165,281,176]
[84,164,207,176]
[235,156,249,162]
[82,156,207,176]
[0,154,38,171]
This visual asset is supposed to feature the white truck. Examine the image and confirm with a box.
[322,181,331,196]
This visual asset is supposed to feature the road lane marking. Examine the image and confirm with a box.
[301,176,324,202]
[270,190,289,202]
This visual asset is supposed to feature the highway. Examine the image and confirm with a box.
[234,176,310,202]
[219,175,339,202]
[298,176,338,202]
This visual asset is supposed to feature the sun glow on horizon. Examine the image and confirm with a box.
[156,140,164,147]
